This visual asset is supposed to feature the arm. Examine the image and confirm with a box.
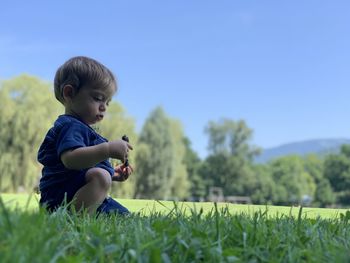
[61,139,133,170]
[61,142,110,170]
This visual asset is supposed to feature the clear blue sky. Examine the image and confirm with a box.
[1,1,349,158]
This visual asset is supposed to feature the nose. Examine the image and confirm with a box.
[99,102,106,112]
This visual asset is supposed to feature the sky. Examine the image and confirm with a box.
[1,1,350,158]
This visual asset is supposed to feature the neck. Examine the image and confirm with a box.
[65,108,79,118]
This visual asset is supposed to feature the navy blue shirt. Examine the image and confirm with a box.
[38,115,114,192]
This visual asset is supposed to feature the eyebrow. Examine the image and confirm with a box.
[91,91,104,97]
[91,90,112,101]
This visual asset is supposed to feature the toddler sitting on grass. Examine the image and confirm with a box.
[38,56,133,215]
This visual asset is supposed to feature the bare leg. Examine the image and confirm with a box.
[72,167,112,214]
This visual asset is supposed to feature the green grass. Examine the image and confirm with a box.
[1,193,348,219]
[0,194,349,262]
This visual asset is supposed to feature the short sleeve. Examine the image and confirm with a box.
[56,122,89,157]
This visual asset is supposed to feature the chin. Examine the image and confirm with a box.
[85,119,97,125]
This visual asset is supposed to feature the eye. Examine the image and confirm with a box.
[93,96,103,102]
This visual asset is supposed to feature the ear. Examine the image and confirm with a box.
[62,85,76,101]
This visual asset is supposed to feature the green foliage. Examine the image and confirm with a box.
[201,119,260,197]
[134,107,189,199]
[314,179,336,207]
[248,165,277,204]
[168,120,189,199]
[205,118,260,160]
[200,154,246,195]
[303,155,335,207]
[0,75,61,192]
[269,156,316,205]
[183,137,206,199]
[324,145,350,205]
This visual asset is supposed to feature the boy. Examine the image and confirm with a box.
[38,56,133,215]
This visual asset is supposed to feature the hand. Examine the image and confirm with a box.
[108,139,133,162]
[112,164,134,182]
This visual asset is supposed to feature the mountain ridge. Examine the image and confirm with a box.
[255,138,350,163]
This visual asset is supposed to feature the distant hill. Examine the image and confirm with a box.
[255,138,350,163]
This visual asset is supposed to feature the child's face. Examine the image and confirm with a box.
[67,83,116,125]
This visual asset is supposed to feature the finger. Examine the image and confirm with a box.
[126,165,134,172]
[116,166,123,174]
[127,167,133,175]
[122,168,130,179]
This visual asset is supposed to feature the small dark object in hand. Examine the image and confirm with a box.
[122,135,129,167]
[122,135,129,143]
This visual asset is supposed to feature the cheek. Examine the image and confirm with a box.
[94,102,102,109]
[88,100,99,109]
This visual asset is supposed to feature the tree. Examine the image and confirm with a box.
[205,119,260,160]
[248,164,277,204]
[134,107,188,199]
[183,137,205,200]
[0,75,61,192]
[314,179,335,207]
[201,119,260,196]
[269,156,316,205]
[303,155,335,207]
[324,145,350,205]
[168,120,190,199]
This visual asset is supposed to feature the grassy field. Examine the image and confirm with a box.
[0,194,349,262]
[1,193,349,219]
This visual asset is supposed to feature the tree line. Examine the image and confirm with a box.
[1,75,349,207]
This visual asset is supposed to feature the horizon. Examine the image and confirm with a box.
[262,137,350,150]
[1,1,350,158]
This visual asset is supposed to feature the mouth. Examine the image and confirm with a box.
[96,114,104,121]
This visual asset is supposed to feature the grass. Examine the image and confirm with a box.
[0,194,349,262]
[1,193,348,219]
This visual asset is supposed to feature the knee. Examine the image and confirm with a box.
[86,168,112,191]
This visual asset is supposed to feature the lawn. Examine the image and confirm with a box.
[0,194,349,262]
[1,193,348,219]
